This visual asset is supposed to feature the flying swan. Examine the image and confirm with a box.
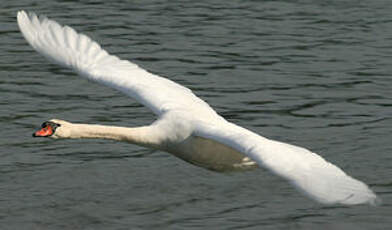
[17,10,379,205]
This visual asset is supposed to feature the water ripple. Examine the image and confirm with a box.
[1,1,392,229]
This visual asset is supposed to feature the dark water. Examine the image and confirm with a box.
[1,0,392,229]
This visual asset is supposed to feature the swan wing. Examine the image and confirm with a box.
[194,121,379,205]
[17,11,221,120]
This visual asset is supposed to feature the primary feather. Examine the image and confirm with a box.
[17,10,221,120]
[17,10,379,206]
[194,122,379,205]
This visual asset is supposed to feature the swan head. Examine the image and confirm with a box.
[33,119,72,139]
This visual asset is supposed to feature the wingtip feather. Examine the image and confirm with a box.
[16,10,114,74]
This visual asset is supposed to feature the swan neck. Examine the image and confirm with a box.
[69,123,161,148]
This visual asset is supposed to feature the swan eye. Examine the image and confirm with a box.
[41,121,61,128]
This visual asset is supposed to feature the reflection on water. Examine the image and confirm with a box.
[1,1,391,229]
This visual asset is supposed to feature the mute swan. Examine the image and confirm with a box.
[17,11,379,206]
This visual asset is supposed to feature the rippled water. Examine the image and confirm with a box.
[1,1,392,229]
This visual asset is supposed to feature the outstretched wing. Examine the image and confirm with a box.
[194,121,379,205]
[17,11,221,121]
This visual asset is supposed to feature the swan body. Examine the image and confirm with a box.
[18,11,379,205]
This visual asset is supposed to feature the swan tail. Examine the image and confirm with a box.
[17,11,135,78]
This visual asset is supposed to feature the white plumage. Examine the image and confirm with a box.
[18,11,379,206]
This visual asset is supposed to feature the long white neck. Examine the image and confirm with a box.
[60,123,165,149]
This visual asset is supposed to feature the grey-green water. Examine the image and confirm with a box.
[1,1,391,229]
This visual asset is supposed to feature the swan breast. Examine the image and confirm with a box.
[167,135,258,172]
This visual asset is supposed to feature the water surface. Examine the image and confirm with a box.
[1,1,391,229]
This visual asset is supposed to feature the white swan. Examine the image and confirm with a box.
[17,11,379,206]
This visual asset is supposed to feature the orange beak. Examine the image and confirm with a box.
[33,124,54,137]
